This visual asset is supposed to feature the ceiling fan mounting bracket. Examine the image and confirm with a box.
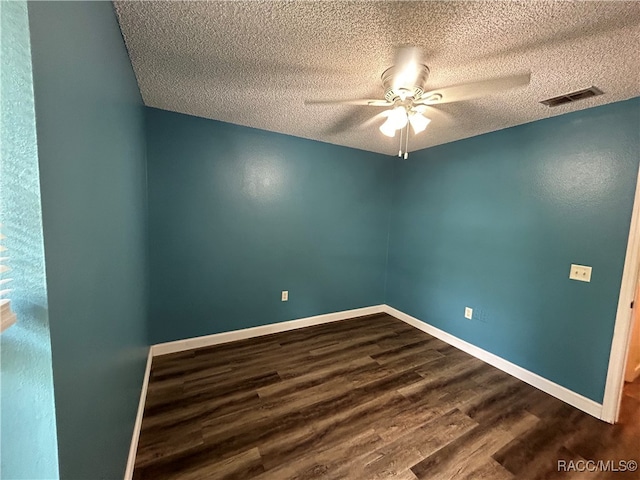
[381,64,430,102]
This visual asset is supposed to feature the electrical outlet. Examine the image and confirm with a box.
[569,264,592,282]
[281,290,288,302]
[464,307,473,320]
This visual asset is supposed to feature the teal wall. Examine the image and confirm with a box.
[386,98,640,403]
[0,1,59,478]
[13,0,640,474]
[146,108,392,344]
[28,2,148,478]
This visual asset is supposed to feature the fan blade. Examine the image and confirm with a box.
[360,111,392,129]
[305,99,393,107]
[413,104,453,125]
[323,110,393,136]
[417,73,531,105]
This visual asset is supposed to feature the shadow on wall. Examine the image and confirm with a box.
[0,1,59,478]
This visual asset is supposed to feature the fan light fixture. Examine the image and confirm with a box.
[379,107,431,136]
[408,111,431,133]
[379,57,433,156]
[305,45,531,160]
[379,105,431,159]
[379,107,409,137]
[379,118,397,138]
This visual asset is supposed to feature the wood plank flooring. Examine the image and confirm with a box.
[133,313,640,479]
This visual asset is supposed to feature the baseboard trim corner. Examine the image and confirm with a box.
[124,347,153,480]
[125,305,385,478]
[125,302,605,479]
[150,305,387,357]
[383,304,604,420]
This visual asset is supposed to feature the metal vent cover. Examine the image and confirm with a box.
[540,86,604,107]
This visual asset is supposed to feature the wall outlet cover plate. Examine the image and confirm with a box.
[569,264,592,283]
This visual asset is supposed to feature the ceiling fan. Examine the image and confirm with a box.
[305,46,530,158]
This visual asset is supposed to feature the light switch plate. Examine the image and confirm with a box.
[569,264,592,282]
[281,290,288,301]
[464,307,473,320]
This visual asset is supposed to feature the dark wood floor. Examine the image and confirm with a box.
[133,313,640,480]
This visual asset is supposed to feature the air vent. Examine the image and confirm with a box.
[540,86,603,107]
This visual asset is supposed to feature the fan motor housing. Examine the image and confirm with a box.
[381,64,430,102]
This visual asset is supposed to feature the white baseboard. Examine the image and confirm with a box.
[124,348,153,480]
[149,305,604,420]
[383,305,604,420]
[125,305,385,478]
[150,305,387,356]
[125,302,607,479]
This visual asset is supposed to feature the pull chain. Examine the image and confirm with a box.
[404,125,409,159]
[397,123,410,159]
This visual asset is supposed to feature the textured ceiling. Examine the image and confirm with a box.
[114,1,640,155]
